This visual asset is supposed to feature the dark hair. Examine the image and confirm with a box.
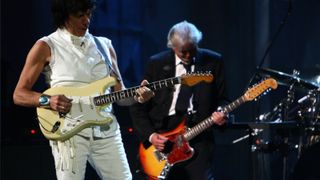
[51,0,96,28]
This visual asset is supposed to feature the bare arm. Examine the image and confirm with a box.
[13,40,51,107]
[13,40,72,113]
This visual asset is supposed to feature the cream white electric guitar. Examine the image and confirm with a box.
[37,73,213,141]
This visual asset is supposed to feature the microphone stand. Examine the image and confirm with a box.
[235,0,294,139]
[235,2,293,180]
[230,0,294,138]
[247,0,293,150]
[245,0,292,90]
[257,0,292,70]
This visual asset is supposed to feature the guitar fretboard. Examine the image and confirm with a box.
[93,77,181,106]
[183,95,246,141]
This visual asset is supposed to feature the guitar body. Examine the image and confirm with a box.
[37,77,116,141]
[139,120,194,179]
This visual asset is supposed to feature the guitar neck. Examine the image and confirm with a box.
[93,77,181,106]
[183,95,247,141]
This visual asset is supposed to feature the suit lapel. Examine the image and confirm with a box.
[158,51,176,114]
[160,51,176,78]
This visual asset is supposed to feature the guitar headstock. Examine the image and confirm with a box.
[244,78,278,101]
[181,72,214,86]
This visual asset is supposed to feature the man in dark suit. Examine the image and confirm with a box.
[130,21,228,180]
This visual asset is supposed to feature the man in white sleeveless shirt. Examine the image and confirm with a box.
[13,0,154,179]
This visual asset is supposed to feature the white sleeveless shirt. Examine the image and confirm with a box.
[41,28,120,138]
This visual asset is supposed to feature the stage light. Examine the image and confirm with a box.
[30,129,36,135]
[128,127,133,133]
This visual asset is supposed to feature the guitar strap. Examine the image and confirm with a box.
[93,36,121,81]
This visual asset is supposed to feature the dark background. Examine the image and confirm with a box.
[1,0,320,180]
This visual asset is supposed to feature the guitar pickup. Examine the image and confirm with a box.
[153,150,166,161]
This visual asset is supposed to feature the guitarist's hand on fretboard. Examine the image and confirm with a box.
[134,79,155,103]
[211,111,227,126]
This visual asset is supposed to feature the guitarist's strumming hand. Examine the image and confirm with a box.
[134,80,155,103]
[211,111,227,126]
[50,95,73,114]
[150,133,169,151]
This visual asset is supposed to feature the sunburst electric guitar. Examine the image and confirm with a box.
[139,78,278,180]
[37,72,213,141]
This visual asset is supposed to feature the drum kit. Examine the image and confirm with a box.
[257,67,320,148]
[247,67,320,180]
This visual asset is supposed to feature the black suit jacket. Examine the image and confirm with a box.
[130,48,227,147]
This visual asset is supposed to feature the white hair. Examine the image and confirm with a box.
[167,20,203,48]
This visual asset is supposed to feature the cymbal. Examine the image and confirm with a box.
[258,68,319,90]
[300,66,320,87]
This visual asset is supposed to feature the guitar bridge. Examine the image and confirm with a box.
[158,162,172,180]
